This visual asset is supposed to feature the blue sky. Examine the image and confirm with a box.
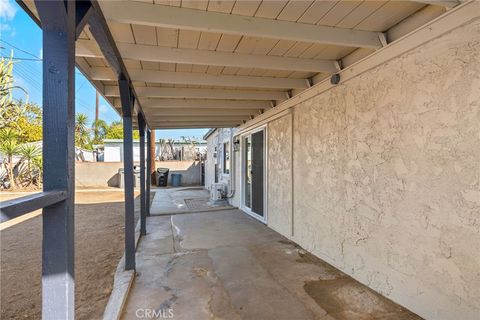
[0,0,208,140]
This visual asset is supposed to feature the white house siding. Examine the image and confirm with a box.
[264,20,480,320]
[104,140,206,162]
[204,131,217,190]
[205,128,239,205]
[104,145,122,162]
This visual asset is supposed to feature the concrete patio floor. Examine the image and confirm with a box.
[121,208,420,320]
[150,187,232,215]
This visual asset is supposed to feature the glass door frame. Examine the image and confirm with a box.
[240,125,267,223]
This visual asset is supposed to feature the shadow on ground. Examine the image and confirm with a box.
[0,192,140,320]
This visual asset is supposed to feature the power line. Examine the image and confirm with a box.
[75,78,88,94]
[0,56,42,61]
[15,67,42,92]
[0,39,41,59]
[1,40,99,115]
[15,63,42,91]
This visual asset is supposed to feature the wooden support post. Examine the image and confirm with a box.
[35,1,76,318]
[119,78,135,271]
[138,114,147,235]
[149,130,156,184]
[146,127,152,216]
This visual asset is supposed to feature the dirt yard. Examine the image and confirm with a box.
[0,190,140,320]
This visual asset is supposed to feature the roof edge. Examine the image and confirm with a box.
[203,128,217,140]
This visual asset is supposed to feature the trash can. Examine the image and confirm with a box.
[133,166,140,188]
[118,168,124,188]
[156,168,169,187]
[118,167,139,188]
[171,173,182,187]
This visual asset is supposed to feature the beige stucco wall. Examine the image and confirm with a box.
[266,19,480,319]
[267,114,293,237]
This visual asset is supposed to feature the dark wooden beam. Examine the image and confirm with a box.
[35,0,76,318]
[75,1,93,39]
[138,113,147,235]
[86,1,148,126]
[0,191,67,223]
[146,127,152,216]
[119,78,136,271]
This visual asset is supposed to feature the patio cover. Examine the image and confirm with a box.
[20,0,460,129]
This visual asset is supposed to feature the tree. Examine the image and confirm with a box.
[92,119,108,144]
[0,54,28,129]
[0,128,19,189]
[16,101,42,142]
[1,55,42,142]
[17,144,41,186]
[105,120,140,139]
[104,120,123,139]
[75,113,92,149]
[0,54,42,189]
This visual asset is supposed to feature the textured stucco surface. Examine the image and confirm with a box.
[267,114,293,237]
[266,19,480,319]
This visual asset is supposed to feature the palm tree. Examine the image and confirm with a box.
[18,144,41,186]
[92,119,108,144]
[0,128,19,189]
[1,53,28,129]
[75,113,91,149]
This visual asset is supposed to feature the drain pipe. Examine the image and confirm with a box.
[226,129,236,198]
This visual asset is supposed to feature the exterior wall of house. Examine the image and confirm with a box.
[204,131,218,190]
[204,128,239,205]
[264,20,480,319]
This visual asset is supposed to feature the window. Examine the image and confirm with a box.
[223,142,230,174]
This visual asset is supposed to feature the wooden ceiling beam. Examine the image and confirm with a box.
[77,39,338,73]
[99,1,382,48]
[104,86,288,101]
[121,98,272,110]
[414,0,459,8]
[90,67,308,89]
[143,108,261,116]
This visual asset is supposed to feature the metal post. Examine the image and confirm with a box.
[35,1,76,318]
[138,115,147,235]
[119,78,135,271]
[146,127,152,216]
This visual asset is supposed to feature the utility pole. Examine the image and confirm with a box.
[94,90,99,142]
[95,90,99,122]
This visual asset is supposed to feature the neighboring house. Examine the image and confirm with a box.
[103,139,206,162]
[0,141,95,163]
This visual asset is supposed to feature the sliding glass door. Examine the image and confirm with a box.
[243,129,265,220]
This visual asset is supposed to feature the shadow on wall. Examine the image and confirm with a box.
[107,175,118,187]
[75,161,202,188]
